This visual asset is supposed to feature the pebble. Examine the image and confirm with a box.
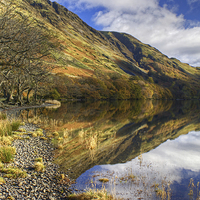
[0,123,72,199]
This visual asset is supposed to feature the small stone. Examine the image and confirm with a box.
[19,182,23,187]
[49,196,56,200]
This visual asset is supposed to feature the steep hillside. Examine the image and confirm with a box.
[2,0,200,100]
[105,32,200,98]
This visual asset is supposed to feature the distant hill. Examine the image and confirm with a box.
[2,0,200,100]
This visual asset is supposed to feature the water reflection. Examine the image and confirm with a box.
[14,99,200,199]
[74,131,200,199]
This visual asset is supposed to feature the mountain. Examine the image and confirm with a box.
[2,0,200,100]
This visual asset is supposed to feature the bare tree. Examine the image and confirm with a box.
[0,1,54,104]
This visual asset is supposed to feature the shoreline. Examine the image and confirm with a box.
[0,122,73,199]
[0,103,58,112]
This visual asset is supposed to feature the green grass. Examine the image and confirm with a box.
[11,121,21,132]
[0,119,21,136]
[0,112,7,120]
[31,132,38,137]
[0,120,12,136]
[0,161,4,169]
[35,157,43,162]
[17,128,26,132]
[0,146,16,163]
[0,136,13,146]
[36,130,44,136]
[1,167,27,178]
[0,177,5,184]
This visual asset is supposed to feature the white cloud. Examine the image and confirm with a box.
[59,0,159,11]
[187,0,199,5]
[51,0,200,66]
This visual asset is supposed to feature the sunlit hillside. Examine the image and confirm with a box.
[1,0,200,100]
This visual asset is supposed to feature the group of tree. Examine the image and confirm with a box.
[0,1,53,105]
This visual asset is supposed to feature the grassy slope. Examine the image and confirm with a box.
[7,0,200,99]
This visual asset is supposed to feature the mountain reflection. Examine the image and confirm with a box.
[75,131,200,199]
[18,99,200,182]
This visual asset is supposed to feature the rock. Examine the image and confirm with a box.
[0,123,72,199]
[18,182,23,187]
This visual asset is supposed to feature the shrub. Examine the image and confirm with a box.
[53,131,59,137]
[1,167,27,178]
[35,157,43,162]
[46,132,53,138]
[0,120,21,136]
[12,135,22,140]
[0,112,7,120]
[12,131,25,136]
[40,137,47,140]
[0,136,13,146]
[34,162,45,172]
[0,161,4,169]
[17,128,26,133]
[148,77,154,83]
[0,177,5,184]
[0,146,16,163]
[20,122,25,126]
[36,128,43,132]
[68,188,115,200]
[57,137,63,141]
[36,130,43,137]
[11,121,21,132]
[0,120,12,136]
[46,89,61,100]
[31,132,38,137]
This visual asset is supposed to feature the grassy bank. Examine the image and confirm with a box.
[0,112,26,182]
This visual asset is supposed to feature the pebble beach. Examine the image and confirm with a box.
[0,123,72,200]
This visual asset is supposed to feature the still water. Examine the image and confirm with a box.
[17,100,200,199]
[75,131,200,200]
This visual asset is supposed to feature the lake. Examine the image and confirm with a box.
[16,100,200,200]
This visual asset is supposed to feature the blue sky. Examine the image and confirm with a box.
[51,0,200,67]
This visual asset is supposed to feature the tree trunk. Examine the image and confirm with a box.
[6,91,13,103]
[34,85,38,103]
[5,86,14,103]
[26,88,32,104]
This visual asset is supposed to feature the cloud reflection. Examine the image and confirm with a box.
[75,131,200,199]
[100,131,200,182]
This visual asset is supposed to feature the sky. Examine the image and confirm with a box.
[50,0,200,67]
